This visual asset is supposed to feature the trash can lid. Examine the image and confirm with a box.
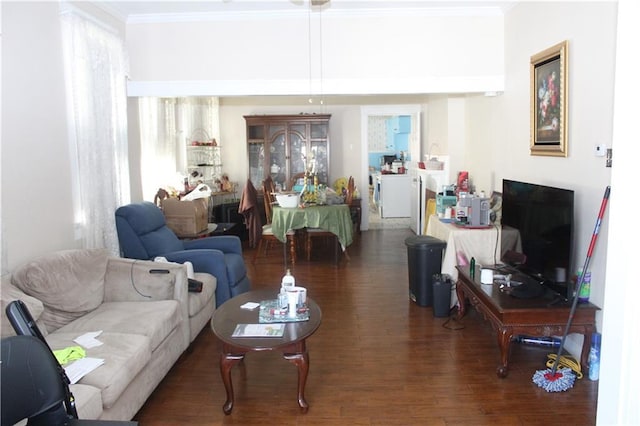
[404,235,446,249]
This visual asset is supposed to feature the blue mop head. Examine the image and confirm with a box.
[532,367,576,392]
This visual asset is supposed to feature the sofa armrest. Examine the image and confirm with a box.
[163,249,231,305]
[183,235,243,255]
[1,277,46,337]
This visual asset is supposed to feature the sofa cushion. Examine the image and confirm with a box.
[11,249,108,332]
[47,332,151,409]
[56,300,181,352]
[1,277,45,337]
[189,272,216,317]
[104,257,178,302]
[70,383,104,420]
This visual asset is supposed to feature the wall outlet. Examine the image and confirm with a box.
[595,144,607,157]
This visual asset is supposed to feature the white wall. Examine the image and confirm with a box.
[598,1,639,423]
[125,9,504,96]
[2,2,76,273]
[464,1,617,358]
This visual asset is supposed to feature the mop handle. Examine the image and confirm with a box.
[550,186,610,374]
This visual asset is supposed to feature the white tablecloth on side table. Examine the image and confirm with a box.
[425,215,521,306]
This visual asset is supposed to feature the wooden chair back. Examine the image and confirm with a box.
[345,176,356,205]
[262,178,276,224]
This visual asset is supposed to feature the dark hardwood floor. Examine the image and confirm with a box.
[133,229,598,425]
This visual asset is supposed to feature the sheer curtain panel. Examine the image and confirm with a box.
[61,6,130,255]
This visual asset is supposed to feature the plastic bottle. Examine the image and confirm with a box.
[588,332,601,381]
[470,257,476,279]
[577,269,591,303]
[281,269,295,288]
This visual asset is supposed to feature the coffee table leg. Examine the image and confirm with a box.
[220,353,244,414]
[283,351,310,413]
[496,327,512,378]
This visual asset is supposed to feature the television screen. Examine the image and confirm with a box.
[501,179,574,299]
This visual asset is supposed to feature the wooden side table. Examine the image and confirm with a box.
[176,223,219,240]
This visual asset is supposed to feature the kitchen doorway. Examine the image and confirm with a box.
[360,105,422,230]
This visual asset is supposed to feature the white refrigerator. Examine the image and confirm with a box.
[377,174,411,218]
[410,164,450,235]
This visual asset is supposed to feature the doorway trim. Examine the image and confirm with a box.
[360,104,422,231]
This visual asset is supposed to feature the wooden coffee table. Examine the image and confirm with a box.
[455,266,598,378]
[210,290,322,414]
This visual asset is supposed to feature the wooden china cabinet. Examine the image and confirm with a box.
[244,114,331,192]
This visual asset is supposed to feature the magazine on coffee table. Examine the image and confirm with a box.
[232,323,285,337]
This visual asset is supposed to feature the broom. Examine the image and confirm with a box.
[532,186,610,392]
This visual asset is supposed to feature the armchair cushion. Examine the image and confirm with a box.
[115,201,183,259]
[11,249,108,332]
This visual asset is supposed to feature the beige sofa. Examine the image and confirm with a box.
[0,248,216,421]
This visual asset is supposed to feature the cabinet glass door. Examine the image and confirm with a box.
[289,123,307,179]
[311,141,328,184]
[268,125,286,188]
[248,143,264,189]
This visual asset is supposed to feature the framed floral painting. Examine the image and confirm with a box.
[530,40,569,157]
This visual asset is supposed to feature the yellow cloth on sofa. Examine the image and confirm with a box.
[53,345,86,365]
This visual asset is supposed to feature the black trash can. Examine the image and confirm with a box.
[405,235,446,307]
[432,274,452,317]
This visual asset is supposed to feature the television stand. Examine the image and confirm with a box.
[455,265,599,378]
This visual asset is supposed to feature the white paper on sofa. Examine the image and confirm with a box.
[65,357,105,384]
[74,331,104,348]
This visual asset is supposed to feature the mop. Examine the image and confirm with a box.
[532,186,610,392]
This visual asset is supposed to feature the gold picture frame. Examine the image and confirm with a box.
[530,40,569,157]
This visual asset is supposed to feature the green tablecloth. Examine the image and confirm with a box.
[271,204,354,249]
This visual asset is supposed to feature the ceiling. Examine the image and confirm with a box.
[97,1,517,22]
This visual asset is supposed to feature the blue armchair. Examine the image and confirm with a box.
[115,202,251,306]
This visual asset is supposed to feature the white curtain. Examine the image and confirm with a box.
[139,98,180,200]
[138,97,220,201]
[60,7,130,255]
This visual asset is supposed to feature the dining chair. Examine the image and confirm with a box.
[253,177,297,264]
[344,176,362,234]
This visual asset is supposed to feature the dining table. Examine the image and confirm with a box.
[270,204,354,262]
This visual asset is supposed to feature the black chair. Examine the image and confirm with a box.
[1,300,137,426]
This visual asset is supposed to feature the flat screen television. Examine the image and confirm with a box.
[501,179,575,300]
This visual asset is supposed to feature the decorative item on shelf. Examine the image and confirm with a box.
[221,174,233,192]
[333,177,348,196]
[300,171,319,205]
[189,128,215,146]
